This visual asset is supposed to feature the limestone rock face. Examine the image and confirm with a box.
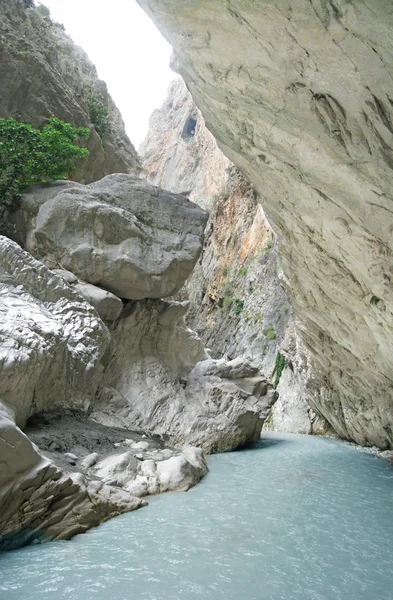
[92,299,275,453]
[141,78,311,434]
[0,236,109,428]
[18,174,208,300]
[138,0,393,448]
[0,0,139,183]
[0,238,144,550]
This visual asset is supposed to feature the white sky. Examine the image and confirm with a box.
[41,0,175,147]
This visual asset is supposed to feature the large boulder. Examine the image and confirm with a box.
[17,174,208,300]
[92,299,276,453]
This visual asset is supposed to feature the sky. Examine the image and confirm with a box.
[40,0,175,147]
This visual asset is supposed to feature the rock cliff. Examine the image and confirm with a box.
[141,78,323,435]
[138,0,393,449]
[0,0,139,183]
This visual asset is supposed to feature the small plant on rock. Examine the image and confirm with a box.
[273,351,287,387]
[262,326,276,341]
[86,94,111,138]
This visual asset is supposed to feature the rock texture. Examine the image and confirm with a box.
[0,237,145,551]
[16,174,208,300]
[138,0,393,448]
[0,0,139,183]
[141,78,315,433]
[93,299,276,453]
[0,236,109,428]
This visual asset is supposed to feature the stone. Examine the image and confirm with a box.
[73,282,123,321]
[0,237,146,549]
[131,441,150,451]
[0,236,110,428]
[0,410,145,552]
[18,174,208,300]
[80,452,99,469]
[52,269,78,284]
[156,447,208,492]
[91,299,276,453]
[138,0,393,448]
[94,452,138,488]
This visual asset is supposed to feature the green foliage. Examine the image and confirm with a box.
[370,295,381,306]
[222,297,244,315]
[0,117,89,224]
[273,351,286,387]
[222,266,229,277]
[239,266,248,277]
[262,326,276,341]
[86,94,111,138]
[194,153,200,168]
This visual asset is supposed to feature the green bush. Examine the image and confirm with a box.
[86,94,111,138]
[0,117,89,224]
[273,351,286,387]
[239,266,248,277]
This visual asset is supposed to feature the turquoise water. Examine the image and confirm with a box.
[1,433,393,600]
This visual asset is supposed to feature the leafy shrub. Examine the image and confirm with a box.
[273,351,286,387]
[86,94,111,138]
[239,266,248,277]
[370,295,381,306]
[0,117,89,225]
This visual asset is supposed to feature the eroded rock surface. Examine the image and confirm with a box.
[17,174,208,300]
[0,238,145,551]
[93,299,276,453]
[138,0,393,448]
[0,0,139,183]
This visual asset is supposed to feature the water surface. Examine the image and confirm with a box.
[1,433,393,600]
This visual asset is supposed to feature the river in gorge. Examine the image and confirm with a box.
[1,433,393,600]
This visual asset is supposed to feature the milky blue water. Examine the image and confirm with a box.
[1,433,393,600]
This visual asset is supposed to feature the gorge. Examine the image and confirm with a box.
[0,2,393,597]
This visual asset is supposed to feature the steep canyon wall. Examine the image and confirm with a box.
[138,0,393,448]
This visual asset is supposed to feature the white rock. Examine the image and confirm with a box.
[131,441,150,451]
[73,282,123,321]
[156,447,208,492]
[80,452,99,469]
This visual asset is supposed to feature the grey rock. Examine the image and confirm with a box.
[52,269,78,284]
[80,453,99,469]
[0,237,144,549]
[19,174,208,300]
[74,282,123,321]
[92,299,276,453]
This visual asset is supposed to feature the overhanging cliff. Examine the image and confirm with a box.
[137,0,393,448]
